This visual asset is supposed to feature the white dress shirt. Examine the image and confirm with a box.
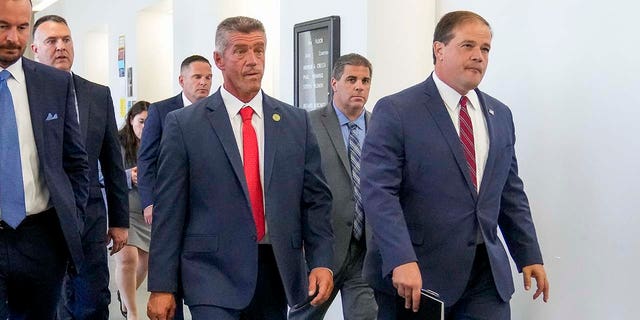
[221,86,268,241]
[3,58,51,216]
[181,92,194,107]
[433,72,490,191]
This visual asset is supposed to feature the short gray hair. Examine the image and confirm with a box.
[215,16,266,53]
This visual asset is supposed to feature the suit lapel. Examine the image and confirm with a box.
[262,94,279,192]
[475,89,496,195]
[321,105,351,178]
[423,77,478,200]
[72,74,89,139]
[205,91,251,204]
[22,59,46,153]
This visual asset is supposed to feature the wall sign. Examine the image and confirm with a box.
[294,16,340,111]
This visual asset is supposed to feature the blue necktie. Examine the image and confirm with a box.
[0,70,26,228]
[348,122,364,240]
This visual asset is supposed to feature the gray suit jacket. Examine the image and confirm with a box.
[309,105,370,271]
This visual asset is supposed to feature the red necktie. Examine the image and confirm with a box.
[240,106,265,241]
[459,96,477,189]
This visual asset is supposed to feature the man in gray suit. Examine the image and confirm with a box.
[297,53,377,319]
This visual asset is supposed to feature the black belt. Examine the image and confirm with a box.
[0,207,56,230]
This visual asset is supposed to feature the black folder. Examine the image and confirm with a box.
[395,289,444,320]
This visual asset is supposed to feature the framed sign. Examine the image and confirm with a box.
[294,16,340,111]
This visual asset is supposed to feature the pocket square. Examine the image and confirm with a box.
[45,113,58,121]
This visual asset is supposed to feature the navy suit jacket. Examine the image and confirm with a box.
[147,90,334,309]
[361,76,543,306]
[22,58,90,271]
[137,93,183,209]
[73,74,128,231]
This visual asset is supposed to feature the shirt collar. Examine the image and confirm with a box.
[432,71,480,112]
[333,103,366,130]
[220,85,263,119]
[3,57,25,85]
[181,92,193,107]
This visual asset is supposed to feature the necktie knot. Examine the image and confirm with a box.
[347,122,358,132]
[240,106,254,122]
[0,70,11,82]
[459,95,469,108]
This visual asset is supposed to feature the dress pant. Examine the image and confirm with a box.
[189,244,287,320]
[0,209,69,319]
[375,244,510,320]
[58,196,110,320]
[289,235,377,320]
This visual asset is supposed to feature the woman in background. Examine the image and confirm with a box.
[114,101,150,319]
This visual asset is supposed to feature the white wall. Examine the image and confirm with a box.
[279,0,368,105]
[438,1,639,319]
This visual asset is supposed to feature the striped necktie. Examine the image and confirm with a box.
[348,122,364,240]
[459,96,477,189]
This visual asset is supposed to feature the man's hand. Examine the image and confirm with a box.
[107,227,128,255]
[522,264,550,302]
[131,166,138,185]
[147,292,176,320]
[308,267,334,306]
[144,205,153,225]
[392,261,422,312]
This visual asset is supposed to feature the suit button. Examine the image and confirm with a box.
[252,235,257,241]
[468,241,476,246]
[346,221,353,227]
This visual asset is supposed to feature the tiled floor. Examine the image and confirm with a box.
[106,254,343,319]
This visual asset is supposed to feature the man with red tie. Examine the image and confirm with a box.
[146,16,334,320]
[360,11,550,319]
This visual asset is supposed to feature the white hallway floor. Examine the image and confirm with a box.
[106,254,344,319]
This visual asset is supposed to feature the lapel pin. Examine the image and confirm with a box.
[488,109,494,115]
[272,113,281,122]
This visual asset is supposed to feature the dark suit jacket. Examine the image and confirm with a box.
[309,105,370,271]
[361,75,543,306]
[22,58,90,271]
[73,74,128,231]
[137,93,183,209]
[147,90,334,309]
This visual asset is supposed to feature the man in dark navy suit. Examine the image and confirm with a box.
[31,14,129,320]
[147,16,334,320]
[138,54,213,224]
[361,11,550,320]
[0,0,89,319]
[137,55,212,319]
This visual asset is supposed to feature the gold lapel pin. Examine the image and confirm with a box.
[272,113,281,122]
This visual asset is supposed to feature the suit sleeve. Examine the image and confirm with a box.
[99,87,129,228]
[62,75,90,224]
[360,98,417,278]
[147,111,188,293]
[497,110,543,271]
[300,111,334,271]
[137,103,162,209]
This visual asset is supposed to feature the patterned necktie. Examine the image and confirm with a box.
[0,70,26,228]
[240,106,265,241]
[348,122,364,240]
[459,96,477,189]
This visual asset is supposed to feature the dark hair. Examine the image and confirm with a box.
[215,16,265,53]
[33,14,68,36]
[432,11,491,64]
[118,101,150,166]
[180,55,211,74]
[331,53,372,81]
